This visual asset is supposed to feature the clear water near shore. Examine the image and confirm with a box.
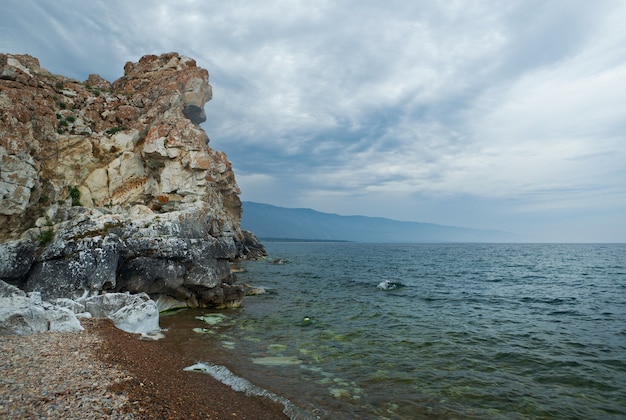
[163,242,626,419]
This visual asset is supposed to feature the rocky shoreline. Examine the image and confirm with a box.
[0,318,287,419]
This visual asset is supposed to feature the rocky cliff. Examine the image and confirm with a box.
[0,52,265,314]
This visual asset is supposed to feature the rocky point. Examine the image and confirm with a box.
[0,52,265,334]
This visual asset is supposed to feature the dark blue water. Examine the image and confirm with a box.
[165,243,626,419]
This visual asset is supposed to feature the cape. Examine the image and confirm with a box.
[0,52,265,320]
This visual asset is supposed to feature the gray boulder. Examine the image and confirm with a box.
[0,239,36,288]
[0,280,83,335]
[53,298,86,314]
[84,292,160,334]
[1,278,161,336]
[25,234,121,301]
[20,205,244,309]
[43,302,85,332]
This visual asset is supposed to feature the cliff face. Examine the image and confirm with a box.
[0,52,264,309]
[1,52,240,237]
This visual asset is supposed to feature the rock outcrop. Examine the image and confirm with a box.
[0,280,83,335]
[0,279,160,335]
[0,52,265,328]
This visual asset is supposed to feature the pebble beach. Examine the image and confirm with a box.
[0,319,287,419]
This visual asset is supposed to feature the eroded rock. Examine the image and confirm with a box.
[0,281,83,336]
[0,52,265,318]
[0,52,244,244]
[84,292,159,334]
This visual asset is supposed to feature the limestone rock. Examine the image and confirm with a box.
[53,297,86,314]
[26,233,121,300]
[0,239,36,287]
[0,280,83,335]
[84,292,159,334]
[43,303,85,333]
[240,230,268,260]
[0,52,265,312]
[0,278,162,336]
[0,296,50,335]
[18,204,243,308]
[0,52,246,247]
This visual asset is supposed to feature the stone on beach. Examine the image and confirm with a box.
[0,280,83,335]
[84,292,160,334]
[0,280,161,335]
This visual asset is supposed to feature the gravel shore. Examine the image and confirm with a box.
[0,319,287,419]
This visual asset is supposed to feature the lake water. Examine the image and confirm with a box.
[162,242,626,419]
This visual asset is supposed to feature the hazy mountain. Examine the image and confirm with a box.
[241,202,515,243]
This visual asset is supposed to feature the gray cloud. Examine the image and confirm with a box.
[2,0,625,241]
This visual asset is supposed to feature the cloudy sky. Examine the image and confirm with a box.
[2,1,625,242]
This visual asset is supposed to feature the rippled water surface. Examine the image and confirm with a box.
[162,243,626,419]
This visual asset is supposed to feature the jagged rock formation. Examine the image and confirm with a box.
[0,52,265,316]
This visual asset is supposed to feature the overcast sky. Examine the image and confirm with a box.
[2,1,625,242]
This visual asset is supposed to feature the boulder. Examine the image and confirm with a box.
[0,296,50,335]
[0,279,162,336]
[0,239,36,288]
[84,292,160,334]
[0,280,83,335]
[239,230,268,260]
[42,302,85,333]
[53,297,86,314]
[15,204,243,308]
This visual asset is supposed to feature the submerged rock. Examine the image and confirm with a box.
[243,283,268,296]
[196,313,228,326]
[251,356,303,366]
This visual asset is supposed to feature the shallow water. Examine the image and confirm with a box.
[162,243,626,419]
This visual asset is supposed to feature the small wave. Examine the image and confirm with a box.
[548,310,582,316]
[377,280,403,290]
[519,296,577,305]
[184,362,318,420]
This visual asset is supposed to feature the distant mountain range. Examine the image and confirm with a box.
[241,202,515,243]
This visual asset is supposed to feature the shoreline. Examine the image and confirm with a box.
[1,319,288,419]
